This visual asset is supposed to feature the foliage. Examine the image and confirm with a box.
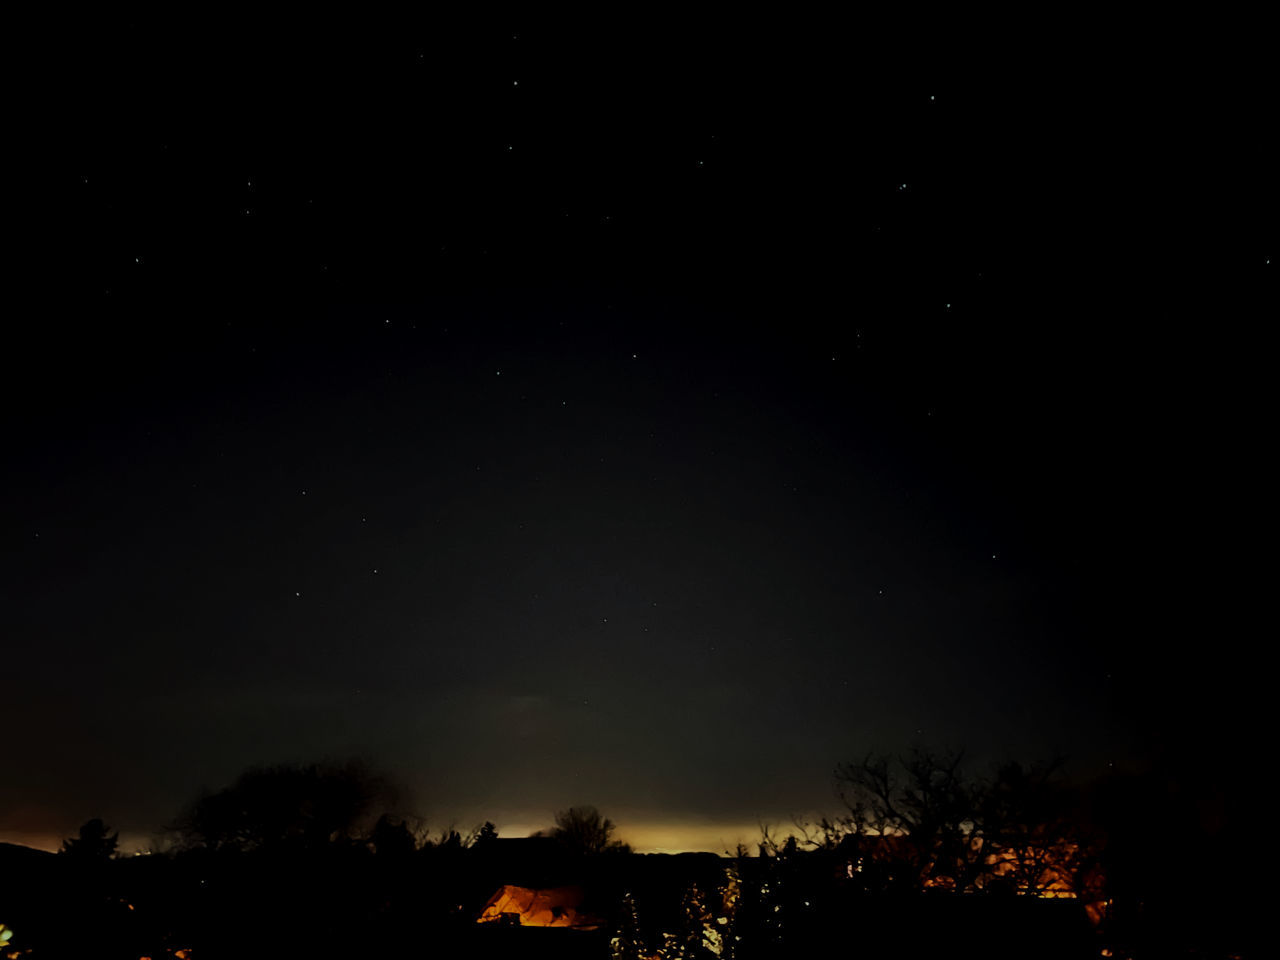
[550,805,631,855]
[368,813,417,858]
[610,891,645,960]
[781,748,1106,905]
[165,759,390,853]
[60,818,119,860]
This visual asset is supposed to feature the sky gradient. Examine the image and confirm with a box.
[5,18,1274,854]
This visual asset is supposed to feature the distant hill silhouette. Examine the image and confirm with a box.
[0,841,56,862]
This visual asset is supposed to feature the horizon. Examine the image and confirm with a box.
[3,817,772,858]
[1,751,1136,859]
[5,22,1271,960]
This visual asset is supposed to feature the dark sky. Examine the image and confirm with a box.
[4,18,1274,852]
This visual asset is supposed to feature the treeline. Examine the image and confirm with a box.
[1,751,1258,958]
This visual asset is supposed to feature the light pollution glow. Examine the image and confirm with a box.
[3,819,777,857]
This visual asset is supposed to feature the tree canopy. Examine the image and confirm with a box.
[549,805,631,856]
[166,760,391,853]
[60,818,118,860]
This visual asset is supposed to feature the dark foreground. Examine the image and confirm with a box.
[0,838,1203,959]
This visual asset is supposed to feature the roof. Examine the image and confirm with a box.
[476,884,602,930]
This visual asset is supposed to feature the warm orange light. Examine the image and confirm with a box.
[476,885,601,930]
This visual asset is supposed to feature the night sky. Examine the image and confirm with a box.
[5,19,1274,854]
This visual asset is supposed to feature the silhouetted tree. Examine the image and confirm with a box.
[832,747,979,891]
[166,759,389,853]
[550,805,631,855]
[472,820,498,846]
[823,748,1104,904]
[676,882,716,959]
[433,827,464,851]
[368,813,416,858]
[610,891,645,960]
[60,818,118,860]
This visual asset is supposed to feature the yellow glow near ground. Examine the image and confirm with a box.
[5,819,779,856]
[0,831,62,853]
[496,816,779,855]
[616,819,768,854]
